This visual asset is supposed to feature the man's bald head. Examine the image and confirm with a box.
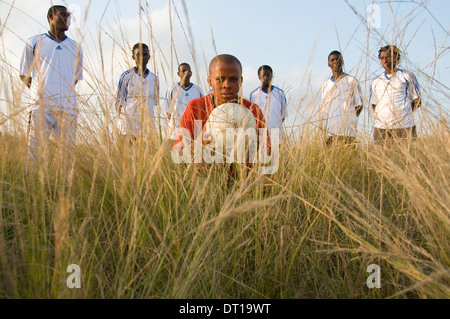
[209,54,242,75]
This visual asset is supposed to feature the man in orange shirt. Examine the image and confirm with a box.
[172,54,274,172]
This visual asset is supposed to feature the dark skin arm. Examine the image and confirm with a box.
[20,75,32,89]
[412,98,421,112]
[355,105,363,117]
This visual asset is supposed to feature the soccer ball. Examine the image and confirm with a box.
[204,103,257,163]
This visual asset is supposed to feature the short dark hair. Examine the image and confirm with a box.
[257,65,273,76]
[209,54,242,75]
[328,50,342,60]
[132,43,149,53]
[178,63,191,72]
[47,5,67,22]
[378,45,401,61]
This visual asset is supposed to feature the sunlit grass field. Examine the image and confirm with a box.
[0,1,449,299]
[0,125,448,298]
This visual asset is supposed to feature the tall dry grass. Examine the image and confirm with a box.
[0,1,449,299]
[0,124,448,298]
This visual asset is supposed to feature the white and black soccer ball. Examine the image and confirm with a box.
[204,103,257,163]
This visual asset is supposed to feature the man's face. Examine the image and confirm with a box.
[49,7,71,32]
[328,54,343,74]
[178,65,192,83]
[208,60,242,106]
[133,46,150,70]
[259,69,273,89]
[379,50,398,73]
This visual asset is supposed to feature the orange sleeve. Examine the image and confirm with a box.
[247,101,271,155]
[173,101,196,148]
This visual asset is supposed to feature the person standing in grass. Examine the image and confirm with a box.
[249,65,288,144]
[164,63,203,139]
[370,45,421,143]
[319,50,363,146]
[172,54,271,161]
[20,5,83,159]
[116,43,159,144]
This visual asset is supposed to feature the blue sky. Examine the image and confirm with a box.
[1,0,449,137]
